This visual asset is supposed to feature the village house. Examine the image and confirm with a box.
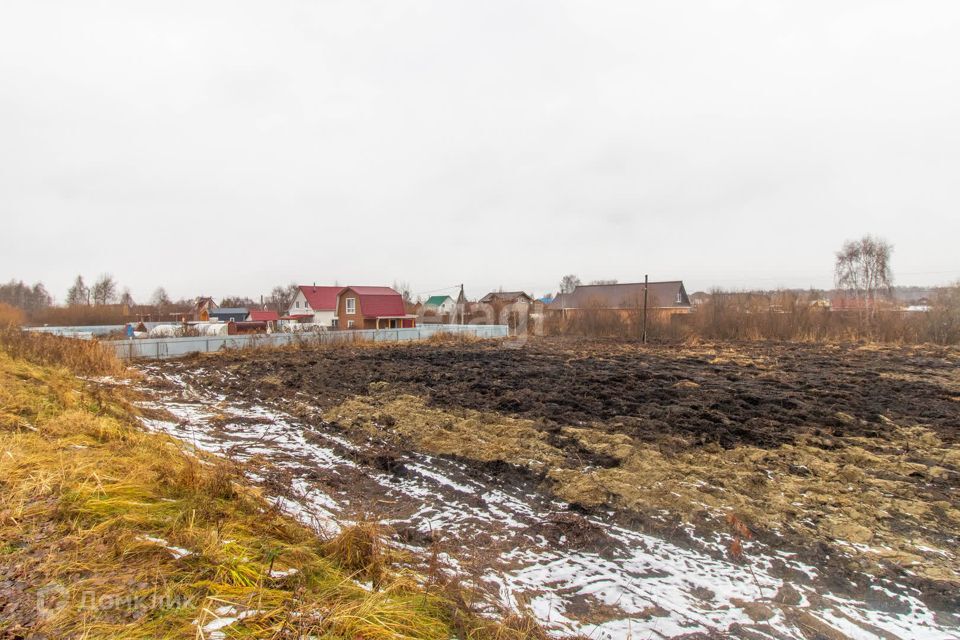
[285,285,342,326]
[476,291,534,331]
[335,286,416,329]
[194,296,217,321]
[423,295,456,315]
[479,291,534,305]
[548,281,692,317]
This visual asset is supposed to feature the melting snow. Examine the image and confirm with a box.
[134,368,958,640]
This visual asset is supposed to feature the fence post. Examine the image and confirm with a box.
[642,274,649,344]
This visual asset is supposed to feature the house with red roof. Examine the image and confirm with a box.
[246,309,280,330]
[335,286,416,329]
[285,285,342,326]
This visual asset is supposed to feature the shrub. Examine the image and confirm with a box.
[0,302,26,328]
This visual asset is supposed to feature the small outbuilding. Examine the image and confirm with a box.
[247,309,280,331]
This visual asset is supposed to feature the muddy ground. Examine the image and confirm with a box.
[147,338,960,636]
[190,338,960,448]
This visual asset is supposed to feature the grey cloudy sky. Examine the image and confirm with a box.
[2,1,958,302]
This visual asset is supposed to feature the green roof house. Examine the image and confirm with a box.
[423,295,456,315]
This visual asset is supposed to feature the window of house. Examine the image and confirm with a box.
[296,301,300,308]
[676,293,682,304]
[346,297,356,314]
[331,319,338,328]
[347,320,355,328]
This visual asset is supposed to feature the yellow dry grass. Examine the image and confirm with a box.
[329,390,564,472]
[548,423,960,584]
[0,327,125,377]
[328,384,960,587]
[0,349,536,639]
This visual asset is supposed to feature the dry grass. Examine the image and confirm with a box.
[0,302,27,328]
[549,285,960,344]
[425,330,481,345]
[323,518,391,588]
[328,389,564,473]
[0,328,125,377]
[0,348,545,638]
[548,423,960,584]
[325,382,960,588]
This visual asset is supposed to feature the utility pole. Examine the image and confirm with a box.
[642,274,649,344]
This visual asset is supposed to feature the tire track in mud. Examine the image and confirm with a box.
[133,366,956,640]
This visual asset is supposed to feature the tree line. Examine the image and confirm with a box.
[1,275,305,320]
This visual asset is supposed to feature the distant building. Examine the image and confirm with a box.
[247,309,280,322]
[335,286,416,329]
[479,291,534,305]
[476,291,534,332]
[423,295,456,315]
[195,296,218,321]
[247,309,280,330]
[287,285,342,326]
[549,281,691,316]
[209,307,249,322]
[689,291,711,307]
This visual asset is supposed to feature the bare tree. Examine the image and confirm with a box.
[834,235,894,320]
[150,287,171,307]
[559,274,581,294]
[268,283,299,312]
[393,280,413,303]
[91,274,118,306]
[220,296,255,307]
[119,289,135,307]
[66,275,90,306]
[0,280,52,313]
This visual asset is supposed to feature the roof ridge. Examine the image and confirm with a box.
[577,280,681,288]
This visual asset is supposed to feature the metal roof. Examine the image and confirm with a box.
[340,287,406,318]
[548,281,690,310]
[424,295,454,306]
[479,291,533,303]
[298,285,342,311]
[248,310,280,322]
[211,307,249,316]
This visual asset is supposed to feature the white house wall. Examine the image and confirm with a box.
[288,291,310,316]
[312,310,336,326]
[288,291,336,327]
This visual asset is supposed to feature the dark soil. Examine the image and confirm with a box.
[174,339,960,449]
[140,338,960,623]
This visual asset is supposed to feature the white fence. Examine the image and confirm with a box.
[101,324,509,360]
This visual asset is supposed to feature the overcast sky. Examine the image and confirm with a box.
[2,1,958,302]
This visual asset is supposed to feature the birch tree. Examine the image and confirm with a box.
[834,235,894,319]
